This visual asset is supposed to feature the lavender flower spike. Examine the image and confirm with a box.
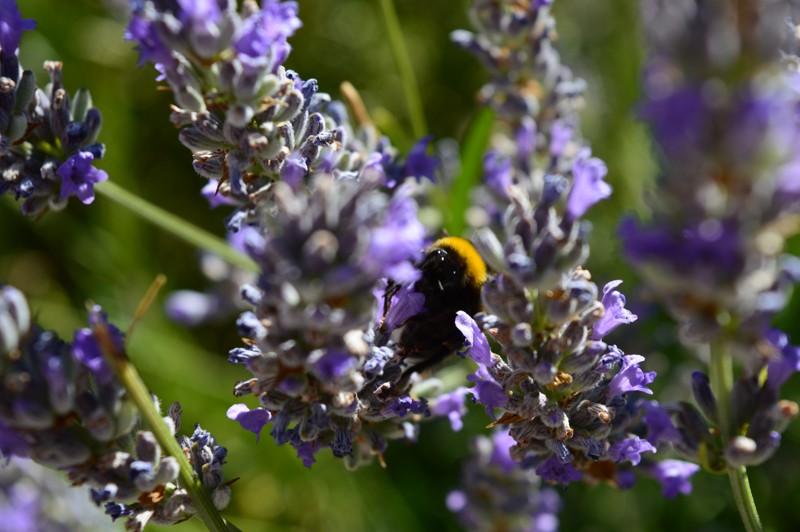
[448,429,561,532]
[621,0,800,501]
[0,286,232,530]
[229,175,435,468]
[1,0,108,216]
[127,0,405,232]
[624,0,800,354]
[454,0,657,490]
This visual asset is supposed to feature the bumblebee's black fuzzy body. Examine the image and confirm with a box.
[398,237,487,381]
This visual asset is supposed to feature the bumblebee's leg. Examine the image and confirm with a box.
[395,346,454,391]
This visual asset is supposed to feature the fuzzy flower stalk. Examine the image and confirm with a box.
[624,0,800,496]
[0,285,231,531]
[0,0,108,216]
[447,428,561,532]
[450,0,664,490]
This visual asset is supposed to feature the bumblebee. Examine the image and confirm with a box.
[381,236,487,384]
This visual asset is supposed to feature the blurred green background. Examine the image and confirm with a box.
[2,0,800,530]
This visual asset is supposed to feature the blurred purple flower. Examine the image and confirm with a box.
[649,459,700,498]
[607,436,656,466]
[483,151,513,199]
[71,306,123,385]
[535,455,582,485]
[642,401,682,446]
[765,329,800,390]
[566,148,611,220]
[403,135,438,181]
[431,387,470,431]
[0,0,35,54]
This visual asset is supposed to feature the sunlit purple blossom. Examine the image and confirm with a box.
[607,355,656,398]
[455,311,492,366]
[591,281,638,340]
[57,152,108,204]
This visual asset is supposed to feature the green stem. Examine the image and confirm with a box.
[708,341,762,532]
[96,181,258,273]
[378,0,428,139]
[93,323,232,532]
[708,341,733,438]
[729,466,761,532]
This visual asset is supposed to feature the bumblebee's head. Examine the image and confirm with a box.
[420,236,487,292]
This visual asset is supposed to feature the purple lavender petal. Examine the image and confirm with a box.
[765,329,800,390]
[467,365,507,415]
[201,180,237,208]
[607,354,655,398]
[607,436,656,466]
[591,281,638,340]
[404,135,438,181]
[455,311,492,366]
[649,459,700,498]
[378,282,425,332]
[0,0,35,55]
[534,455,582,486]
[72,307,123,385]
[366,185,426,283]
[308,350,357,381]
[431,387,470,431]
[488,428,517,474]
[483,151,513,199]
[566,148,611,220]
[58,152,108,205]
[226,404,271,442]
[642,400,683,445]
